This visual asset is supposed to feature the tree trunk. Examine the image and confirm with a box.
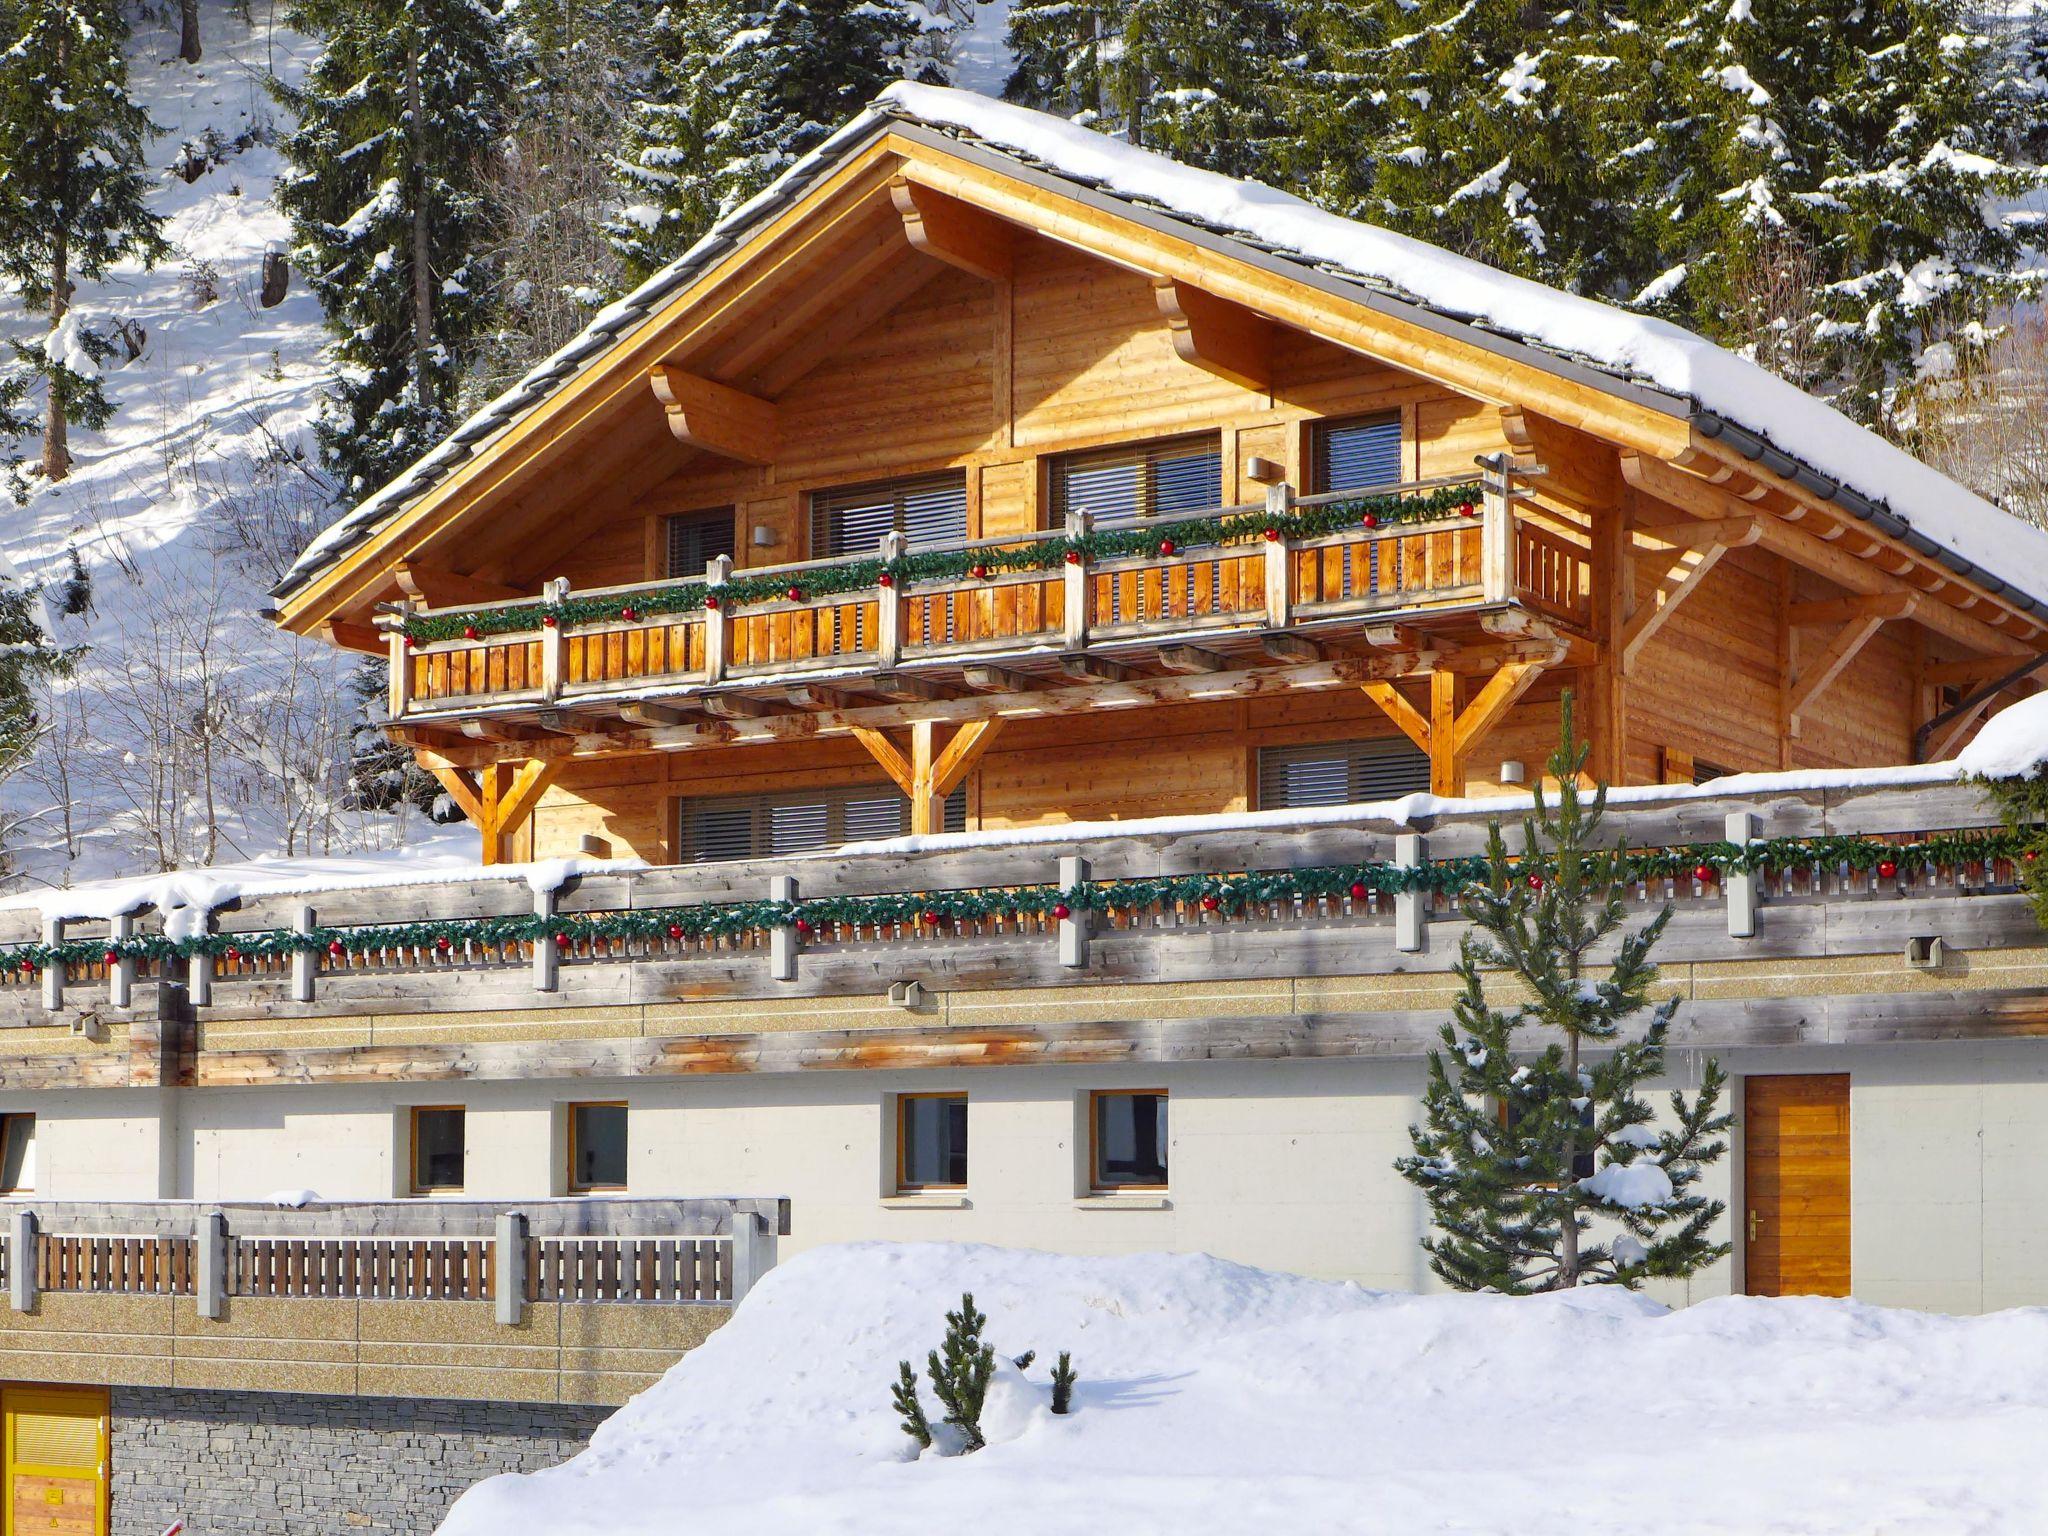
[178,0,201,63]
[43,228,69,483]
[1559,1026,1581,1287]
[404,38,434,421]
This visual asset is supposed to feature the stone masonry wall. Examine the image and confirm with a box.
[110,1387,610,1535]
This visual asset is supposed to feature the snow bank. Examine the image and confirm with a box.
[1954,691,2048,780]
[439,1242,2048,1536]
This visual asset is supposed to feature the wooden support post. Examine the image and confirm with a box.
[8,1209,34,1312]
[704,554,732,684]
[1428,672,1460,796]
[495,1211,527,1326]
[1058,855,1089,969]
[860,718,1004,838]
[1479,454,1514,602]
[39,918,62,1012]
[386,606,415,719]
[769,875,798,982]
[876,532,905,669]
[290,905,316,1004]
[1062,510,1090,650]
[195,1209,226,1320]
[533,885,559,993]
[909,721,942,836]
[108,911,135,1010]
[1263,482,1293,628]
[1725,811,1759,940]
[1368,658,1549,799]
[539,578,567,701]
[730,1208,776,1304]
[1394,833,1426,953]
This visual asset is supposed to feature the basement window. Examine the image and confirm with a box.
[1090,1091,1169,1190]
[1309,412,1404,494]
[1046,433,1222,528]
[0,1114,33,1195]
[567,1102,629,1193]
[897,1093,969,1192]
[1257,738,1431,808]
[409,1106,465,1195]
[677,782,965,862]
[664,507,737,578]
[811,472,968,558]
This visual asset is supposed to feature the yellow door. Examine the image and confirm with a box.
[3,1386,107,1536]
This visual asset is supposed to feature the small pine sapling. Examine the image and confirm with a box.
[1011,1350,1036,1371]
[1050,1351,1077,1415]
[890,1359,932,1450]
[927,1292,997,1452]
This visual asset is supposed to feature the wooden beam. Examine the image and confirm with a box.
[701,693,782,720]
[1631,515,1760,552]
[1787,592,1918,628]
[1619,540,1732,671]
[317,619,386,654]
[868,671,946,702]
[1922,654,2035,688]
[1152,277,1270,393]
[1364,623,1453,654]
[426,765,485,828]
[1262,632,1323,664]
[930,718,1004,796]
[1360,682,1432,755]
[1453,661,1546,759]
[960,664,1038,693]
[1059,653,1140,683]
[619,702,686,727]
[1923,695,1994,761]
[1428,672,1460,795]
[745,232,942,396]
[495,759,561,847]
[392,561,524,610]
[646,366,777,464]
[1789,616,1886,725]
[888,176,1013,282]
[1157,644,1226,674]
[848,726,915,798]
[785,684,856,711]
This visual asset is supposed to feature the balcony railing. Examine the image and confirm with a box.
[382,466,1592,726]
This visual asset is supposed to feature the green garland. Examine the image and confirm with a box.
[1970,770,2048,926]
[400,484,1485,645]
[4,827,2026,976]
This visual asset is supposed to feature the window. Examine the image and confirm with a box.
[1500,1096,1596,1181]
[1046,434,1221,528]
[664,507,737,578]
[1309,413,1404,494]
[567,1102,629,1192]
[0,1114,33,1195]
[810,472,968,558]
[1090,1091,1168,1190]
[1257,738,1431,808]
[896,1093,968,1192]
[409,1106,465,1194]
[678,781,966,863]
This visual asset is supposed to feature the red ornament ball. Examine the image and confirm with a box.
[1051,903,1072,921]
[1876,858,1899,880]
[542,613,558,628]
[1525,874,1544,890]
[2027,850,2040,863]
[1693,863,1716,884]
[786,586,804,603]
[434,936,452,951]
[794,918,813,935]
[1158,538,1176,557]
[1200,894,1221,911]
[1064,550,1083,565]
[877,573,894,588]
[17,959,31,973]
[1360,512,1378,530]
[620,605,638,622]
[554,932,572,947]
[462,625,479,641]
[704,595,720,611]
[667,924,684,940]
[328,940,345,957]
[922,910,941,925]
[971,563,989,580]
[403,634,417,648]
[1458,501,1479,518]
[104,950,120,965]
[224,946,240,961]
[1349,881,1368,900]
[1262,527,1281,542]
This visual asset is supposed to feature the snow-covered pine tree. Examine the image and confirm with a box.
[0,567,77,874]
[1005,0,1297,179]
[0,0,170,481]
[271,0,510,500]
[1631,0,2043,419]
[608,0,917,285]
[1395,700,1733,1292]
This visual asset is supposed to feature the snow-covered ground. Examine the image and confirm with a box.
[440,1243,2048,1536]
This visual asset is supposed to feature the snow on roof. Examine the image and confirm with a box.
[278,84,2048,619]
[1953,690,2048,780]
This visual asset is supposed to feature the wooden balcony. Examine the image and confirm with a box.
[0,1197,785,1402]
[382,467,1592,747]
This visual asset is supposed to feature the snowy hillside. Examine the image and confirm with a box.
[440,1243,2048,1536]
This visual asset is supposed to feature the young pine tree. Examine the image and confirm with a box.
[0,0,170,481]
[1396,701,1732,1292]
[271,0,510,500]
[0,570,78,874]
[609,0,916,284]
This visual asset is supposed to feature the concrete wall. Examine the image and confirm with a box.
[6,1045,2044,1313]
[109,1386,608,1536]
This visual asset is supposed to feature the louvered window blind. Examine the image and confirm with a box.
[1257,738,1431,808]
[1046,434,1222,527]
[1310,413,1404,493]
[664,508,738,578]
[678,782,967,863]
[810,472,968,558]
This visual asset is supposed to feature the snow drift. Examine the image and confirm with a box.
[439,1243,2048,1536]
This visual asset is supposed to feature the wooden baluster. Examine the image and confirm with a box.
[1262,483,1292,628]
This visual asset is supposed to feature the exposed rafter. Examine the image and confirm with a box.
[1151,277,1271,394]
[1362,656,1553,795]
[889,175,1014,282]
[647,365,777,463]
[393,561,524,610]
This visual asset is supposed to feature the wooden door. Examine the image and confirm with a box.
[1743,1074,1851,1297]
[3,1386,107,1536]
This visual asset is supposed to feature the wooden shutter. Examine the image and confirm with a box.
[809,472,968,558]
[1257,738,1430,808]
[1047,434,1222,527]
[678,783,966,862]
[1310,413,1404,493]
[665,508,738,578]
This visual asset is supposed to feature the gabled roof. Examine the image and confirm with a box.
[275,83,2048,624]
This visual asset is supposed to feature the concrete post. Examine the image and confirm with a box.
[290,904,317,1004]
[495,1211,528,1326]
[1725,810,1760,940]
[195,1209,227,1321]
[1394,833,1427,953]
[1058,855,1090,969]
[729,1208,777,1305]
[188,929,212,1010]
[533,886,559,994]
[769,875,798,982]
[108,911,136,1010]
[40,917,63,1012]
[9,1208,34,1312]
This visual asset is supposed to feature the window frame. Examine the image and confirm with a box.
[894,1092,969,1194]
[809,470,969,559]
[1043,432,1224,530]
[662,506,738,579]
[565,1100,630,1194]
[407,1105,467,1196]
[1254,736,1432,811]
[0,1113,34,1196]
[1306,411,1406,496]
[1088,1089,1170,1192]
[674,779,966,864]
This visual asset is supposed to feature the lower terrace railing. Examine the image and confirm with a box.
[383,463,1592,721]
[0,1198,786,1323]
[0,776,2023,1019]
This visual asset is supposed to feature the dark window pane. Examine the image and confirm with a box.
[1048,435,1222,528]
[900,1096,968,1188]
[665,508,737,577]
[0,1114,34,1194]
[1258,738,1430,808]
[811,473,968,557]
[679,782,966,862]
[1311,414,1404,493]
[571,1103,629,1190]
[1094,1093,1168,1187]
[412,1108,465,1192]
